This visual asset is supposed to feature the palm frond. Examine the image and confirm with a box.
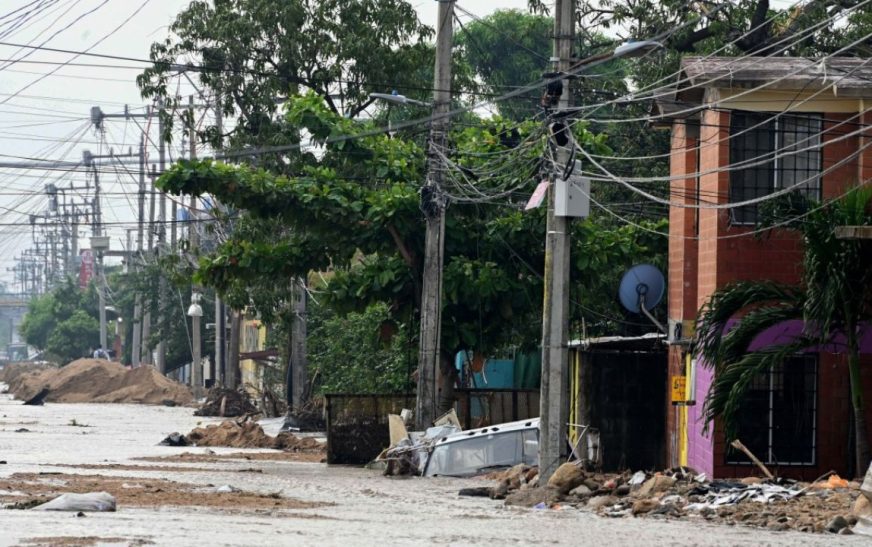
[703,337,815,440]
[695,281,802,367]
[718,303,804,367]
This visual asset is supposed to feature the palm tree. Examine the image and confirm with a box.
[696,188,872,475]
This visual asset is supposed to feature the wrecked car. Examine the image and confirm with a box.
[424,418,540,477]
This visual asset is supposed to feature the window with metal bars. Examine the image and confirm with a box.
[726,354,818,466]
[729,111,823,224]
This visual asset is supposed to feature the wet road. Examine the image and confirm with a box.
[0,389,864,546]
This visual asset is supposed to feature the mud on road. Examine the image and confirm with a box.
[0,389,866,546]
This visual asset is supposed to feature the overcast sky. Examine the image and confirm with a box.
[0,0,530,288]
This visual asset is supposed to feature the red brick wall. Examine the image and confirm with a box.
[668,121,699,322]
[670,107,872,479]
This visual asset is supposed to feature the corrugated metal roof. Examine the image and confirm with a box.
[568,332,666,351]
[679,56,872,96]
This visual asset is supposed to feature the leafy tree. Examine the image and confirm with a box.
[697,189,872,475]
[19,278,100,364]
[308,301,412,394]
[46,311,100,364]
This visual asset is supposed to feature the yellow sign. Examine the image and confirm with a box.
[671,376,687,404]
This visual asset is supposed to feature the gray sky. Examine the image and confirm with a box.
[0,0,530,287]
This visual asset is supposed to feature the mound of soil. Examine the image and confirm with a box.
[5,359,193,406]
[0,362,57,390]
[178,418,325,454]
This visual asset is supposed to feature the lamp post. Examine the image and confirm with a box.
[187,291,204,393]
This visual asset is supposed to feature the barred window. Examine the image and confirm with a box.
[726,354,817,466]
[729,112,822,224]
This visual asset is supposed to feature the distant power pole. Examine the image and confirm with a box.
[416,0,454,430]
[213,96,226,386]
[188,96,203,391]
[131,135,146,367]
[539,0,575,484]
[156,99,168,374]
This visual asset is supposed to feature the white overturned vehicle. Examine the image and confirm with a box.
[381,417,540,477]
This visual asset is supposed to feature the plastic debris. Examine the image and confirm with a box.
[32,492,116,512]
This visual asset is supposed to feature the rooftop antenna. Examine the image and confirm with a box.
[618,264,666,333]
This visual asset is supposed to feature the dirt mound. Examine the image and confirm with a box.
[194,387,259,417]
[5,359,193,406]
[0,362,57,392]
[178,419,325,454]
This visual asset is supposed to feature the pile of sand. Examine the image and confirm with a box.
[4,358,193,406]
[0,362,57,389]
[182,419,324,453]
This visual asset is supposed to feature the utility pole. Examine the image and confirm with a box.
[290,278,307,408]
[156,99,168,374]
[188,96,203,391]
[415,0,454,430]
[131,135,146,366]
[539,0,574,484]
[213,96,225,386]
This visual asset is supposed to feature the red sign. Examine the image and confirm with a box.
[79,250,95,288]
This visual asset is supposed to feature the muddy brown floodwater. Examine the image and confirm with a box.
[0,387,866,546]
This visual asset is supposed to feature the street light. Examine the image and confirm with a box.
[187,291,203,393]
[369,92,432,108]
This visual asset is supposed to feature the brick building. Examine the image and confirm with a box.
[664,57,872,479]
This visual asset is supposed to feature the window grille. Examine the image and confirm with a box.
[726,354,818,466]
[729,112,822,224]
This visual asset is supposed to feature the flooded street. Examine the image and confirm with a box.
[0,390,863,546]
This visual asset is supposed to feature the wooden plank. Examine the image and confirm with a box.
[835,226,872,240]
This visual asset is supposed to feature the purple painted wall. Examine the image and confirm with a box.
[687,360,714,475]
[686,321,872,476]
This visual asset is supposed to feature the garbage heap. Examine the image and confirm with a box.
[194,387,259,417]
[464,463,872,536]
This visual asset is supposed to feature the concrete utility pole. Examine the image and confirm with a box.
[416,0,454,430]
[290,278,308,408]
[539,0,575,484]
[213,96,225,386]
[188,96,203,391]
[131,136,146,366]
[156,99,168,374]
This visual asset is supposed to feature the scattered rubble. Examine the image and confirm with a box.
[194,387,259,417]
[461,465,872,535]
[3,359,193,406]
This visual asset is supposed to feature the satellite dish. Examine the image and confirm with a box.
[618,264,665,314]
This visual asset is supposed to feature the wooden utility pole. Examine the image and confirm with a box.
[539,0,574,484]
[416,0,454,430]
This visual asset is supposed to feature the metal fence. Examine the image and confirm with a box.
[324,393,414,465]
[454,388,540,430]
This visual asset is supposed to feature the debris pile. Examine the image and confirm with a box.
[194,387,259,417]
[465,463,872,535]
[161,417,325,454]
[282,398,326,432]
[4,359,193,406]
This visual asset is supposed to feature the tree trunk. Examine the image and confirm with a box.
[227,309,241,389]
[847,329,870,476]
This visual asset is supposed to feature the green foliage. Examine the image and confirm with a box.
[308,302,412,394]
[138,0,432,148]
[46,311,100,364]
[19,279,101,364]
